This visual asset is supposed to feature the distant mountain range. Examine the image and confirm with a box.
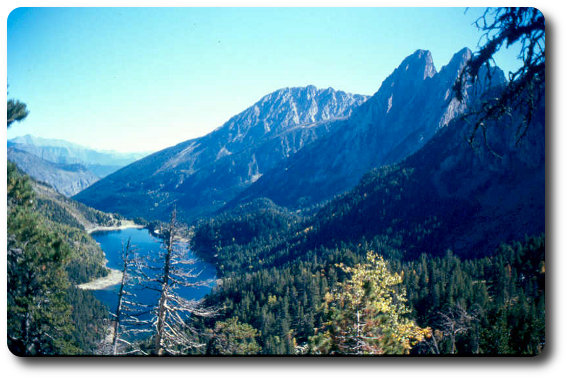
[7,147,99,197]
[7,135,149,196]
[8,135,149,177]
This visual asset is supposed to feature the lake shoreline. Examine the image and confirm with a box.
[77,268,123,290]
[83,227,217,309]
[78,224,144,290]
[86,222,145,234]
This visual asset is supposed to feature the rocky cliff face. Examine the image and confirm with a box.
[231,48,506,209]
[74,86,368,221]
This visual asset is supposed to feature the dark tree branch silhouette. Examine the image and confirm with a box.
[454,7,545,144]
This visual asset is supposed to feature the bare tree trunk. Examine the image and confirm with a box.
[24,310,31,353]
[438,303,478,355]
[112,238,131,355]
[450,331,456,355]
[356,309,361,355]
[153,208,176,356]
[138,206,218,355]
[429,332,440,355]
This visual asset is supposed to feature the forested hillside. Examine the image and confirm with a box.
[31,177,124,232]
[7,162,110,355]
[190,199,544,355]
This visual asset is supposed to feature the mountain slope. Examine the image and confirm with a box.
[74,86,368,222]
[230,48,506,210]
[31,177,128,233]
[8,147,100,197]
[196,84,544,271]
[305,88,545,259]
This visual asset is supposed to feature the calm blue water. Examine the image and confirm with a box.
[90,228,217,315]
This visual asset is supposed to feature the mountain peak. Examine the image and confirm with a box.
[223,85,367,139]
[453,47,473,60]
[372,49,437,98]
[399,49,436,80]
[439,47,472,76]
[363,49,437,114]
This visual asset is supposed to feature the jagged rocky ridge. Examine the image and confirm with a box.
[230,48,506,209]
[74,86,368,221]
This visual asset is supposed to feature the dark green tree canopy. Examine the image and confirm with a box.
[7,99,29,128]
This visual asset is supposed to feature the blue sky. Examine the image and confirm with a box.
[7,7,523,152]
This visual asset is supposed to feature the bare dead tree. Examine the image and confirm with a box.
[97,208,217,356]
[437,303,479,355]
[96,239,151,356]
[111,238,132,354]
[150,207,218,355]
[109,238,155,355]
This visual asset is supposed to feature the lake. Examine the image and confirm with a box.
[90,228,217,316]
